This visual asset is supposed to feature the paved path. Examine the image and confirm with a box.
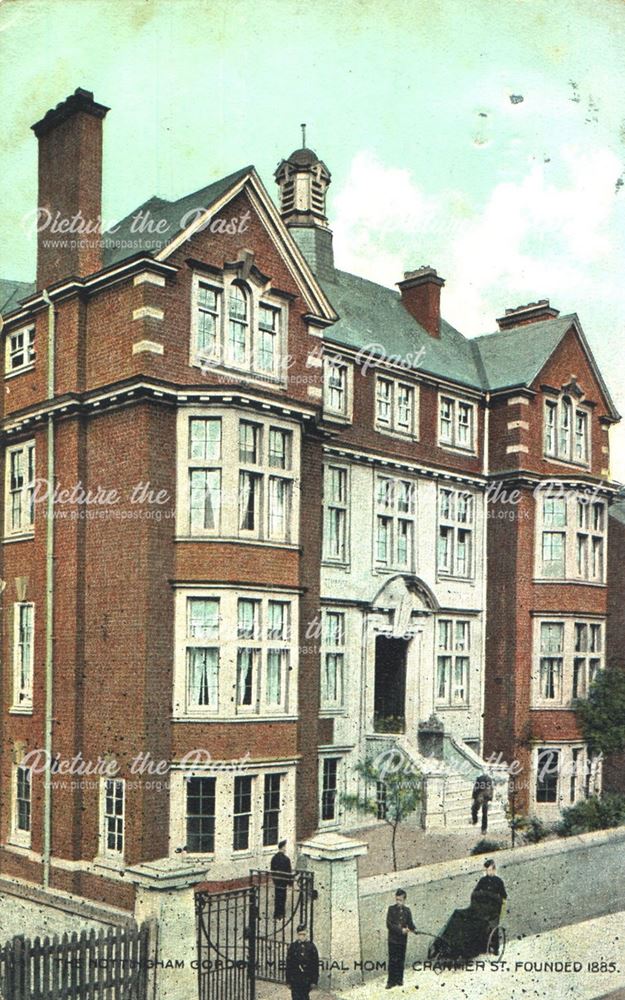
[331,910,625,1000]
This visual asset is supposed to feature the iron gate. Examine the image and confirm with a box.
[196,871,315,999]
[250,869,315,984]
[196,886,257,1000]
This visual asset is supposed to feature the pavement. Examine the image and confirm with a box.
[258,910,625,1000]
[334,909,625,1000]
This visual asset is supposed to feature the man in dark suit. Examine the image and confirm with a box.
[386,888,417,988]
[471,773,494,833]
[285,924,319,1000]
[270,838,293,919]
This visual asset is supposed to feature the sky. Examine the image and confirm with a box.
[1,0,624,476]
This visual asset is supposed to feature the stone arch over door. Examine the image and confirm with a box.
[371,574,439,638]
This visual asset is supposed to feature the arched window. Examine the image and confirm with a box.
[228,285,249,365]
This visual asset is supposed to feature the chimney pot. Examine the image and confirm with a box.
[497,299,560,330]
[397,266,445,338]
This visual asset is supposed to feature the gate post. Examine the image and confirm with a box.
[298,832,368,991]
[127,857,209,1000]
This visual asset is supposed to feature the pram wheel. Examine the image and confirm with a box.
[486,924,506,960]
[427,935,452,961]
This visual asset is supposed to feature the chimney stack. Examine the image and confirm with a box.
[496,299,560,330]
[31,88,110,289]
[397,267,445,338]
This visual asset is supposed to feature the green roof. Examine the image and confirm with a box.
[0,279,35,314]
[472,315,579,391]
[102,165,253,266]
[319,269,486,389]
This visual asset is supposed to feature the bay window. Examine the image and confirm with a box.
[537,491,606,582]
[175,589,296,719]
[180,410,298,543]
[533,617,604,706]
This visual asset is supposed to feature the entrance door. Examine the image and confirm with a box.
[374,636,407,733]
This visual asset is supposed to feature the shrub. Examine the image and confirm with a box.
[522,817,551,844]
[556,794,625,837]
[470,838,502,855]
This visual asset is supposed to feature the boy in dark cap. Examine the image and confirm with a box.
[270,838,293,919]
[386,888,417,988]
[285,924,319,1000]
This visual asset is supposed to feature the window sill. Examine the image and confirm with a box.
[533,578,606,588]
[530,705,576,712]
[93,855,126,874]
[5,363,36,381]
[9,706,33,716]
[435,704,470,711]
[436,573,476,585]
[542,455,591,471]
[172,714,299,724]
[320,707,347,717]
[7,835,32,851]
[321,559,350,570]
[322,410,352,425]
[3,532,35,544]
[190,356,287,389]
[375,426,419,443]
[175,535,301,550]
[438,442,477,457]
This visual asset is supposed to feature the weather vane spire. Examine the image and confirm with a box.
[301,123,306,148]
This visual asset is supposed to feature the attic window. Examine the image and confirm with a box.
[544,396,589,466]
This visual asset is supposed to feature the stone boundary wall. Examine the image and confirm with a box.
[356,826,625,979]
[0,874,134,943]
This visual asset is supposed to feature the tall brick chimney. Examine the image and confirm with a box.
[496,299,560,330]
[397,267,445,338]
[31,88,110,289]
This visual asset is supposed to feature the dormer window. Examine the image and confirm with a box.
[544,396,589,465]
[192,274,285,381]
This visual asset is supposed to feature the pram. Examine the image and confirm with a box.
[428,892,506,962]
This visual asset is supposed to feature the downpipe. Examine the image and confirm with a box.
[41,288,55,890]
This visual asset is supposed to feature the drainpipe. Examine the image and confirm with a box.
[41,288,55,890]
[480,392,490,761]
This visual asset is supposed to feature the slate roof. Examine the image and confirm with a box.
[319,268,486,389]
[0,279,36,315]
[0,163,618,417]
[102,165,253,267]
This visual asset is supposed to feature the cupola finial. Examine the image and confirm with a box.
[301,123,306,147]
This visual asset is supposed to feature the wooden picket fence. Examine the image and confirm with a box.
[0,921,154,1000]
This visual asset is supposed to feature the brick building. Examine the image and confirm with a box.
[0,89,619,911]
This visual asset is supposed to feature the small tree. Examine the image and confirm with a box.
[343,751,422,871]
[574,667,625,756]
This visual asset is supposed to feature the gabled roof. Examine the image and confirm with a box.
[473,313,619,417]
[102,166,253,267]
[0,279,36,315]
[472,314,577,391]
[319,269,486,389]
